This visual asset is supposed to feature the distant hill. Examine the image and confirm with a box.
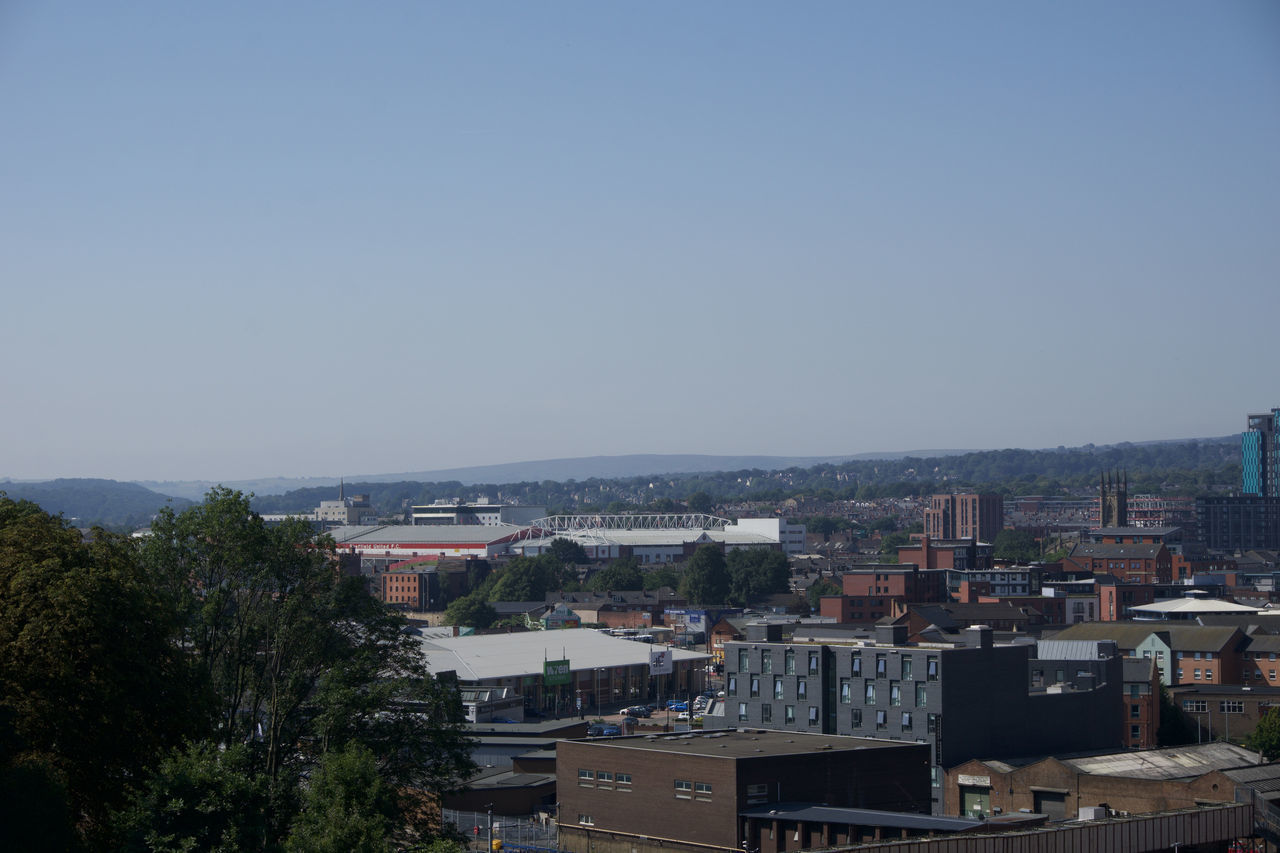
[0,478,191,531]
[139,451,980,499]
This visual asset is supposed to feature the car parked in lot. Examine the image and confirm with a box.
[587,724,622,737]
[622,705,651,718]
[666,700,688,712]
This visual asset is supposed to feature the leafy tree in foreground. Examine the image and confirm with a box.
[1248,707,1280,759]
[444,592,498,629]
[285,743,398,853]
[0,495,200,848]
[136,488,475,849]
[682,545,730,606]
[993,529,1039,563]
[586,557,644,592]
[726,548,790,606]
[807,578,842,612]
[547,537,589,565]
[643,564,683,591]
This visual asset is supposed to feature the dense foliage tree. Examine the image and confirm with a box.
[806,578,842,611]
[642,564,683,591]
[681,546,730,605]
[443,593,498,629]
[547,537,589,565]
[993,529,1040,563]
[586,558,644,592]
[284,743,398,853]
[726,548,790,606]
[116,741,272,853]
[0,496,201,847]
[879,531,910,561]
[135,489,475,849]
[1248,708,1280,759]
[485,554,573,602]
[685,491,714,513]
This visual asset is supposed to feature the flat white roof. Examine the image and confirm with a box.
[329,524,525,545]
[1130,599,1259,615]
[418,627,708,681]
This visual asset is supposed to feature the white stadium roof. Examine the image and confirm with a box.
[418,627,708,681]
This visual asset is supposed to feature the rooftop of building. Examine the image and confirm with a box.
[565,728,921,759]
[1068,542,1166,558]
[977,742,1261,782]
[329,524,525,545]
[1092,527,1182,537]
[1130,598,1259,616]
[738,802,981,832]
[419,627,707,681]
[1047,621,1244,651]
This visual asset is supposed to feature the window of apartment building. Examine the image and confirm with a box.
[797,680,807,700]
[1183,700,1208,713]
[1271,653,1277,661]
[1130,704,1141,719]
[916,683,927,707]
[1194,651,1202,660]
[1206,652,1214,660]
[617,773,631,785]
[579,769,594,783]
[876,655,887,677]
[695,782,712,796]
[809,652,820,675]
[785,705,796,724]
[808,706,819,726]
[875,710,887,730]
[762,703,772,723]
[901,656,913,680]
[1176,651,1184,659]
[851,708,862,728]
[774,678,784,699]
[750,677,760,698]
[852,653,862,676]
[1031,668,1043,687]
[728,675,737,696]
[738,649,749,671]
[931,767,940,788]
[675,780,692,799]
[1194,669,1201,680]
[1177,669,1183,680]
[1204,669,1213,679]
[901,712,913,730]
[840,679,852,703]
[762,652,773,674]
[1131,725,1141,741]
[1271,670,1276,680]
[785,649,796,675]
[598,771,613,783]
[890,682,901,706]
[927,713,939,734]
[927,656,939,680]
[578,815,594,826]
[1221,701,1244,714]
[738,702,749,721]
[865,683,876,704]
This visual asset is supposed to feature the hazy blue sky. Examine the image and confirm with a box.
[2,2,1277,482]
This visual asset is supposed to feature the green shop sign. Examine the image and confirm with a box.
[543,659,571,686]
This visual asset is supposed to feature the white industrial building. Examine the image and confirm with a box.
[510,514,806,563]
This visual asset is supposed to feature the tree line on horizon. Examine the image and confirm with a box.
[1,437,1240,531]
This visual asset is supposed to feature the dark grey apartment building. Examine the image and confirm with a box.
[707,624,1123,813]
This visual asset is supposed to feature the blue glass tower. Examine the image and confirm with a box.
[1243,409,1280,497]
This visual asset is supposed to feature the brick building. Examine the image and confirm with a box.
[897,536,994,571]
[556,730,930,853]
[1061,541,1172,584]
[944,742,1260,820]
[924,494,1004,544]
[818,565,948,623]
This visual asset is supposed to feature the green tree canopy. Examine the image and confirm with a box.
[681,545,730,606]
[485,554,572,602]
[444,592,498,629]
[643,564,683,591]
[0,495,201,846]
[547,538,589,565]
[686,491,714,513]
[726,548,790,606]
[1248,707,1280,759]
[807,578,843,612]
[586,557,644,592]
[993,529,1040,563]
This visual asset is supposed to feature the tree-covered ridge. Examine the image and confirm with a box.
[0,478,192,531]
[251,438,1239,518]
